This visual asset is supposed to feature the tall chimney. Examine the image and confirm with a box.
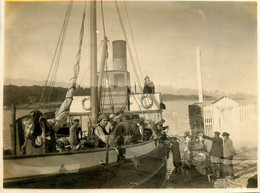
[113,40,127,71]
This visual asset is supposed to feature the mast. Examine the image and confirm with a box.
[196,46,205,133]
[90,0,98,124]
[97,36,108,109]
[196,47,204,104]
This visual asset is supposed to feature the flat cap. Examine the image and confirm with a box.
[222,132,230,137]
[98,114,108,122]
[214,131,220,135]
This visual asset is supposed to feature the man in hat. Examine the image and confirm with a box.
[143,76,155,94]
[203,131,223,179]
[94,114,109,147]
[222,132,236,179]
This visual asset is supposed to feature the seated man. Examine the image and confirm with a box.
[94,114,109,147]
[69,119,82,150]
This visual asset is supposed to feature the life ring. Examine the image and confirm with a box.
[140,94,153,109]
[81,96,90,111]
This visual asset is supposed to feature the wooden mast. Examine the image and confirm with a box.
[196,47,204,104]
[90,0,98,124]
[196,47,205,133]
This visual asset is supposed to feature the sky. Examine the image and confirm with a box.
[3,1,257,95]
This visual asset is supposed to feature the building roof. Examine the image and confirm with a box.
[211,96,239,105]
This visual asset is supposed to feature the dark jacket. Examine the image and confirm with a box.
[204,135,223,157]
[170,141,181,162]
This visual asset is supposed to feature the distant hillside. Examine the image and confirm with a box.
[161,94,216,101]
[4,78,73,88]
[156,85,256,100]
[3,85,90,107]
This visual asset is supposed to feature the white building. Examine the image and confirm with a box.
[204,96,257,147]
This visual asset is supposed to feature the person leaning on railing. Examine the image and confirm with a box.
[143,76,155,94]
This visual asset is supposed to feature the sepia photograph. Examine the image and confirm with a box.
[1,0,258,190]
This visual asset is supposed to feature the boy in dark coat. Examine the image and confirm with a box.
[170,137,182,174]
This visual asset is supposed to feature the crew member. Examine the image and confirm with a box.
[69,119,82,150]
[203,131,223,179]
[143,76,155,94]
[94,114,109,147]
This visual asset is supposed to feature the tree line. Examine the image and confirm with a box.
[3,85,90,107]
[3,85,217,107]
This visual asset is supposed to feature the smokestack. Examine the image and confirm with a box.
[112,40,127,71]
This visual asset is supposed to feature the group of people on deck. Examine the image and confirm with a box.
[61,110,168,155]
[55,75,161,153]
[166,131,236,180]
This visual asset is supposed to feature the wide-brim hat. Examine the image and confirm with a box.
[222,132,230,137]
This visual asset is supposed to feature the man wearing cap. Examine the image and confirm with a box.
[143,76,155,94]
[203,131,223,179]
[222,132,236,179]
[94,114,109,147]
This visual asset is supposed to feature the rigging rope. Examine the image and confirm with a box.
[55,2,87,123]
[105,63,115,113]
[100,0,106,36]
[114,1,143,93]
[123,0,144,81]
[99,0,115,114]
[38,1,73,110]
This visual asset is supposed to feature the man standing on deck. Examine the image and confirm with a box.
[222,132,236,179]
[203,131,223,180]
[143,76,155,94]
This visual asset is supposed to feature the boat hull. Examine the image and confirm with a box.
[4,140,167,188]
